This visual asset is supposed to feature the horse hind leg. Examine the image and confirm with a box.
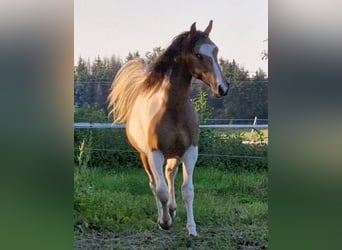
[165,158,180,219]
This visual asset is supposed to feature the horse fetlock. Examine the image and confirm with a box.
[169,207,177,219]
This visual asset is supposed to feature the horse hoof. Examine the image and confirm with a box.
[158,219,172,231]
[189,232,198,237]
[187,226,198,237]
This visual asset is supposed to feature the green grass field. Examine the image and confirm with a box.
[74,167,268,249]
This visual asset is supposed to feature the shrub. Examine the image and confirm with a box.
[74,102,267,171]
[74,127,267,171]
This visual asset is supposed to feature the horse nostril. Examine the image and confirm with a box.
[218,85,228,96]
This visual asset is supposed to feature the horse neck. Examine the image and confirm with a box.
[165,63,192,106]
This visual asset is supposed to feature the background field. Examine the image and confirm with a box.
[74,166,268,249]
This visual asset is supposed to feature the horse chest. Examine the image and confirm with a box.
[148,105,199,158]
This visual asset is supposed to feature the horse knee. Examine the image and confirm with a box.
[182,184,194,201]
[156,186,169,203]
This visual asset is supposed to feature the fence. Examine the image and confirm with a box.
[74,121,268,171]
[74,123,268,129]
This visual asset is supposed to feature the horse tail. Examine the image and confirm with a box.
[108,58,147,124]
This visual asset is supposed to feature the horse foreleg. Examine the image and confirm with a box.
[181,145,198,236]
[148,150,172,230]
[165,158,180,219]
[140,153,163,221]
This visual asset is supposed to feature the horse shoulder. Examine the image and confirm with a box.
[126,91,165,154]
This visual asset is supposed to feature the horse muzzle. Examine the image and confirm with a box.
[218,84,228,96]
[215,79,229,97]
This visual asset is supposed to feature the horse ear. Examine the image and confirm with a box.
[189,22,197,38]
[204,20,213,36]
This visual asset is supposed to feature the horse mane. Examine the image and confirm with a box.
[107,58,148,123]
[108,30,208,124]
[145,30,208,90]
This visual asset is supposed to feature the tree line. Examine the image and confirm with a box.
[74,48,268,120]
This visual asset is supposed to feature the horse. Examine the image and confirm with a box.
[108,20,229,236]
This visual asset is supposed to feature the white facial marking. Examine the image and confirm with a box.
[199,44,228,93]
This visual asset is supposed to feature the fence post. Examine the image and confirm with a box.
[250,116,258,140]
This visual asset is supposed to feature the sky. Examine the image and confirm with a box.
[74,0,268,75]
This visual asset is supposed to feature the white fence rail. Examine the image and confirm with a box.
[74,122,268,159]
[74,122,268,129]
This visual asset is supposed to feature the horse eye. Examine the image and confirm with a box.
[195,53,203,60]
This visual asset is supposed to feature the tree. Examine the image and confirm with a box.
[252,68,267,81]
[74,57,92,106]
[145,47,164,64]
[91,56,108,81]
[218,58,268,120]
[125,51,140,62]
[75,57,90,81]
[104,55,122,82]
[73,53,268,120]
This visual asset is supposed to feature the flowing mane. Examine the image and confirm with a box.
[145,30,209,89]
[108,30,209,124]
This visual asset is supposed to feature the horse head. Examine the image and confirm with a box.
[183,20,230,97]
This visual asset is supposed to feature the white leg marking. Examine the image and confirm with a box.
[199,43,228,93]
[181,145,198,236]
[146,172,163,221]
[165,158,180,218]
[148,150,172,229]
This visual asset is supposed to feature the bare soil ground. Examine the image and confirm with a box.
[74,227,268,250]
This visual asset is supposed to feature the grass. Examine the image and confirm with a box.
[74,166,268,249]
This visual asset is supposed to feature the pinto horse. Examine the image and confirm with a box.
[108,20,229,236]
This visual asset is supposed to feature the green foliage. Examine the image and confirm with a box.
[192,91,213,124]
[74,129,140,170]
[74,105,267,171]
[217,58,268,119]
[197,129,267,171]
[252,68,267,81]
[74,168,268,249]
[74,53,268,119]
[74,55,122,109]
[125,51,140,62]
[74,104,107,122]
[74,168,155,233]
[91,56,108,81]
[74,57,90,81]
[145,47,164,64]
[77,131,93,168]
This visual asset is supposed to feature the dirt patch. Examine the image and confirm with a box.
[74,227,267,249]
[74,228,186,250]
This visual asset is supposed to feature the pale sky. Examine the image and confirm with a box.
[74,0,268,75]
